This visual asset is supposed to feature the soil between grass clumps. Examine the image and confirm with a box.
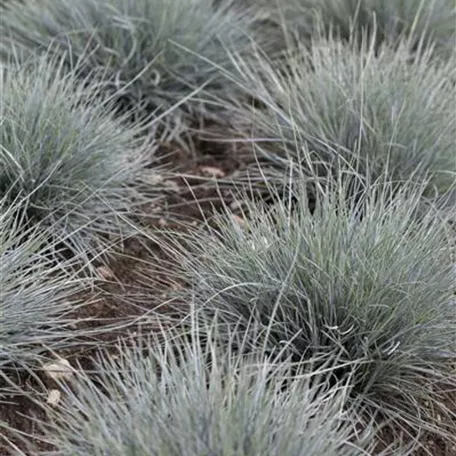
[0,138,248,455]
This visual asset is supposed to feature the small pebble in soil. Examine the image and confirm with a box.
[199,166,225,178]
[46,389,61,406]
[43,358,74,382]
[163,180,180,192]
[96,266,115,280]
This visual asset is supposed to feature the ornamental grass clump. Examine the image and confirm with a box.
[0,202,89,374]
[172,175,456,444]
[0,0,264,127]
[42,324,372,456]
[225,37,456,197]
[252,0,456,57]
[0,54,150,260]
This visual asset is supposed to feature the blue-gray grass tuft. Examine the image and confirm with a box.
[0,54,151,259]
[0,201,91,374]
[170,175,456,444]
[249,0,456,57]
[224,37,456,197]
[41,324,374,456]
[0,0,267,127]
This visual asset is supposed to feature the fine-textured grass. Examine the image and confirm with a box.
[223,37,456,197]
[250,0,456,57]
[41,323,375,456]
[166,175,456,445]
[0,1,454,454]
[0,201,89,375]
[0,54,151,260]
[0,0,266,128]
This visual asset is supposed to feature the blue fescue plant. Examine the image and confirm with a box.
[250,0,456,57]
[0,54,152,260]
[223,36,456,198]
[41,322,376,456]
[168,173,456,447]
[0,0,266,128]
[0,200,90,375]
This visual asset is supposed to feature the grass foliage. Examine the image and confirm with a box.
[42,325,372,456]
[225,37,456,196]
[0,1,454,453]
[254,0,456,56]
[0,202,87,373]
[172,176,456,440]
[0,54,148,258]
[0,0,263,126]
